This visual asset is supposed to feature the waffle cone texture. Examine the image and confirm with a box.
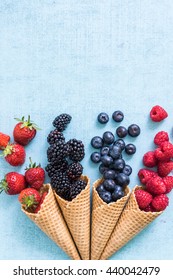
[91,178,130,260]
[21,184,80,260]
[54,175,90,260]
[100,185,162,260]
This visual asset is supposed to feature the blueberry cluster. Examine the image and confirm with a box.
[45,114,86,201]
[91,111,140,204]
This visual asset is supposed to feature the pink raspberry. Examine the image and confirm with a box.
[154,131,169,146]
[138,168,157,184]
[146,176,166,195]
[150,105,168,122]
[143,204,156,212]
[157,161,173,177]
[155,141,173,162]
[143,151,157,167]
[151,194,169,211]
[135,189,153,210]
[163,176,173,193]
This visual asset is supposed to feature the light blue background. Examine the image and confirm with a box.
[0,0,173,260]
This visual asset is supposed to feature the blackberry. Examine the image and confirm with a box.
[47,141,70,163]
[53,114,72,132]
[47,129,65,144]
[45,160,68,178]
[51,172,71,200]
[67,162,83,180]
[68,139,85,161]
[69,179,87,200]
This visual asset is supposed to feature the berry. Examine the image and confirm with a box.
[112,187,124,201]
[103,179,116,192]
[134,189,153,209]
[51,172,71,200]
[113,158,125,171]
[68,139,85,162]
[96,184,106,194]
[90,152,101,163]
[99,164,109,174]
[108,144,121,159]
[146,176,166,195]
[47,130,65,144]
[0,172,26,195]
[116,126,127,138]
[114,139,125,150]
[91,136,103,149]
[150,105,168,122]
[143,151,157,167]
[0,132,10,150]
[101,155,113,166]
[52,114,72,132]
[45,160,68,178]
[69,179,87,200]
[18,188,41,211]
[99,191,112,203]
[25,158,45,190]
[100,146,110,156]
[115,173,130,187]
[34,192,48,213]
[103,169,116,180]
[143,204,156,212]
[155,141,173,162]
[138,168,157,184]
[13,116,40,146]
[47,141,69,163]
[151,194,169,211]
[67,162,83,180]
[128,124,140,137]
[103,131,114,145]
[154,131,169,146]
[3,143,26,166]
[97,112,109,124]
[122,165,132,176]
[125,143,136,155]
[158,161,173,177]
[163,176,173,193]
[112,110,124,122]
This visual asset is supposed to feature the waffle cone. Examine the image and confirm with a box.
[100,185,162,260]
[21,184,80,260]
[91,178,130,260]
[54,175,90,260]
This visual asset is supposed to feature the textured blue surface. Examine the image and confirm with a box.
[0,0,173,260]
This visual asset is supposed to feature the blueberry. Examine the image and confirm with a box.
[96,184,106,194]
[99,191,112,203]
[114,185,123,192]
[99,164,109,174]
[122,165,132,176]
[100,146,110,156]
[103,131,114,145]
[115,173,130,187]
[128,124,140,137]
[90,152,101,163]
[112,110,124,122]
[113,158,125,171]
[116,126,127,138]
[109,144,121,159]
[103,169,116,180]
[114,139,125,150]
[103,179,116,192]
[97,112,109,124]
[101,155,113,166]
[91,136,103,149]
[112,188,125,201]
[125,143,136,155]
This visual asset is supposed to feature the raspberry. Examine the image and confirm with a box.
[143,204,156,212]
[143,151,157,167]
[163,176,173,193]
[146,176,166,195]
[151,194,169,211]
[134,189,153,210]
[150,105,168,122]
[154,141,173,162]
[157,161,173,177]
[154,131,169,146]
[138,169,157,184]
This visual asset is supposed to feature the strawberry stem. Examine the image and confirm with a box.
[14,116,41,130]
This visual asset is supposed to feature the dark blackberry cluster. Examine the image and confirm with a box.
[45,113,86,201]
[53,114,72,132]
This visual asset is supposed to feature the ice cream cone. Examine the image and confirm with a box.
[54,175,90,260]
[100,185,162,260]
[91,178,130,260]
[21,184,80,260]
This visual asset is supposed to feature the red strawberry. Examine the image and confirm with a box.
[25,158,45,190]
[146,176,166,195]
[158,161,173,177]
[34,192,48,213]
[18,188,41,211]
[150,105,168,122]
[143,151,157,167]
[154,141,173,162]
[138,168,157,184]
[3,143,26,166]
[13,116,40,146]
[0,132,10,150]
[154,131,169,146]
[0,172,27,195]
[151,194,169,211]
[135,189,153,209]
[163,176,173,193]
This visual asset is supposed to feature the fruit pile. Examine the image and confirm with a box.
[45,114,86,201]
[90,111,140,203]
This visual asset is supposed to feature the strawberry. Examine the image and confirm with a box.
[151,194,169,211]
[18,188,41,211]
[2,143,26,166]
[0,132,10,150]
[0,172,27,195]
[163,176,173,193]
[146,176,166,195]
[154,131,169,146]
[150,105,168,122]
[135,189,153,209]
[13,116,40,146]
[138,168,157,184]
[34,192,48,213]
[157,161,173,177]
[25,158,45,190]
[143,151,157,167]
